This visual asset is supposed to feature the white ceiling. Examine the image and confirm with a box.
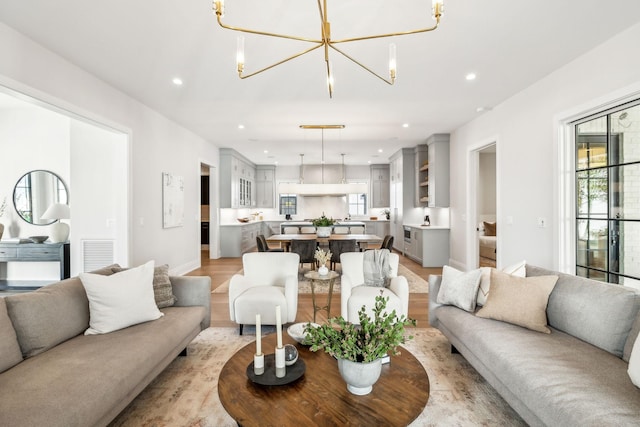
[1,0,640,166]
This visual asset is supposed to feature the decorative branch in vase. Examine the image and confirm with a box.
[314,247,332,275]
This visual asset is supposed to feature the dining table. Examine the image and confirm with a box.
[266,233,383,252]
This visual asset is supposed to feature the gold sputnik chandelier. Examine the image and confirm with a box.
[212,0,444,98]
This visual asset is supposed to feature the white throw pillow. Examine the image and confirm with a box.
[437,265,483,312]
[629,336,640,388]
[80,260,163,335]
[477,260,527,306]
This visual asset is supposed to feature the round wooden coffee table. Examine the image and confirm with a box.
[218,333,429,426]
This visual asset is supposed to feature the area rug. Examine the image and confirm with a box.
[109,327,525,427]
[213,264,429,294]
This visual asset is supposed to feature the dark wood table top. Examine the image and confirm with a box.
[218,332,430,426]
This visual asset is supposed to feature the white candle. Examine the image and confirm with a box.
[256,313,262,356]
[275,305,283,348]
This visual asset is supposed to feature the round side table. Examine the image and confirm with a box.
[304,270,339,322]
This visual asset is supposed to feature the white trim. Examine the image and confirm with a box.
[554,82,640,274]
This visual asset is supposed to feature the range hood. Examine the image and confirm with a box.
[279,182,367,196]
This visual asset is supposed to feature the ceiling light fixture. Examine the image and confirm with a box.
[465,73,476,81]
[212,0,444,98]
[172,77,183,85]
[279,125,366,195]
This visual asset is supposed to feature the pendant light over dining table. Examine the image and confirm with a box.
[279,125,367,196]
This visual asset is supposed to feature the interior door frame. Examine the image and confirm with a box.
[466,137,498,270]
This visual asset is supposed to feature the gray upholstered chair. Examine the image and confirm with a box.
[290,239,317,270]
[329,239,357,270]
[256,234,284,252]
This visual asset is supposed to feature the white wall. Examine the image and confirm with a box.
[450,22,640,271]
[70,119,128,275]
[0,22,220,274]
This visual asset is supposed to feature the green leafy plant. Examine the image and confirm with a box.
[304,295,416,363]
[312,212,336,227]
[381,209,390,219]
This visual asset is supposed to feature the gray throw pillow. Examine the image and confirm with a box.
[112,264,177,308]
[436,265,483,312]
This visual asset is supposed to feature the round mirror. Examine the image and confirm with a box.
[13,170,69,225]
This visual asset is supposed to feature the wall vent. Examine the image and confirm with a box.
[82,239,115,272]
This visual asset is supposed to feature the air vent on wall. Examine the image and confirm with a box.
[82,239,115,272]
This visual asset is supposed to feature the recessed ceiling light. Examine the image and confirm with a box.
[378,149,383,153]
[465,73,476,81]
[476,106,493,113]
[172,77,183,85]
[238,124,245,129]
[264,150,268,154]
[402,123,409,128]
[274,161,279,165]
[368,160,372,164]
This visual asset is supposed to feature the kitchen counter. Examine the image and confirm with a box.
[403,224,450,229]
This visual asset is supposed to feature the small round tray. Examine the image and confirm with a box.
[246,353,306,386]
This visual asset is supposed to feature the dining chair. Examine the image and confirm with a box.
[300,226,316,234]
[333,227,349,234]
[329,239,357,271]
[348,226,365,234]
[256,234,284,252]
[290,239,317,270]
[380,235,394,250]
[283,226,299,234]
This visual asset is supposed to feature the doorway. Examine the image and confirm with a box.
[200,162,217,260]
[467,141,497,269]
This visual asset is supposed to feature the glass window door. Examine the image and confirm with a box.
[575,101,640,288]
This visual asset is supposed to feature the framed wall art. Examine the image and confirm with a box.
[162,172,184,228]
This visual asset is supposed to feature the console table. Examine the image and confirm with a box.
[0,242,70,290]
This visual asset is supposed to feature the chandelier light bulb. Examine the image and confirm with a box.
[213,0,224,17]
[432,0,444,20]
[389,43,397,82]
[236,36,245,74]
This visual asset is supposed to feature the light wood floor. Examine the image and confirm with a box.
[189,250,441,329]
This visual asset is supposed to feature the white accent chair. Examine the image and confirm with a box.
[340,252,409,324]
[229,252,300,334]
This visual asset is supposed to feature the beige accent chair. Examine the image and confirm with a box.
[229,252,300,335]
[340,251,409,324]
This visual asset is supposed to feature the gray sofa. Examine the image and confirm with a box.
[429,265,640,426]
[0,270,211,427]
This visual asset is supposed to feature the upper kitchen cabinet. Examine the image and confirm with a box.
[426,134,450,208]
[256,165,275,208]
[370,164,390,208]
[220,148,256,208]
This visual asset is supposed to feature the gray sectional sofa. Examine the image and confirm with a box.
[0,269,211,427]
[429,265,640,426]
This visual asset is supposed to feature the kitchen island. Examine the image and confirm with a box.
[279,221,366,234]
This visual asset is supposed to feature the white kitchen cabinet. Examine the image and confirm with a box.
[220,148,256,208]
[256,166,275,208]
[220,222,261,257]
[370,164,390,208]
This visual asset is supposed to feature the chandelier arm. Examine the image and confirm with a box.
[216,15,323,44]
[331,21,440,44]
[328,44,393,85]
[239,43,324,80]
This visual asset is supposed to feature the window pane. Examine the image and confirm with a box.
[577,219,608,271]
[610,104,640,165]
[615,221,640,279]
[576,118,607,170]
[610,164,640,220]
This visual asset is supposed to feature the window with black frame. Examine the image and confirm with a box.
[575,101,640,288]
[279,194,297,215]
